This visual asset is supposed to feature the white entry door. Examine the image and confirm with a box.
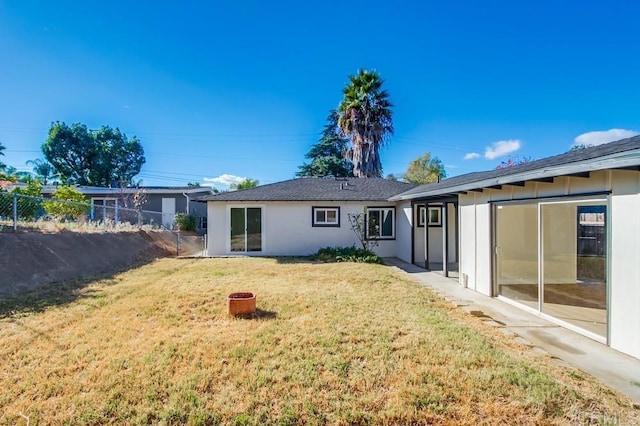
[162,198,176,229]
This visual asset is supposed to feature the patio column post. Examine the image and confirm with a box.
[442,202,449,277]
[424,202,430,270]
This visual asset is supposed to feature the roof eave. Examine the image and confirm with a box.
[391,150,640,201]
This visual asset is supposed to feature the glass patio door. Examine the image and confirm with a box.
[495,203,539,310]
[540,200,607,338]
[495,198,608,340]
[230,207,262,252]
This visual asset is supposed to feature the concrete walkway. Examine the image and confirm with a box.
[384,257,640,405]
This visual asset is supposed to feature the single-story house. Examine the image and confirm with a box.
[197,178,417,257]
[199,136,640,360]
[42,185,214,231]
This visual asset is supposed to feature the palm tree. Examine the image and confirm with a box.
[27,159,58,185]
[337,70,393,177]
[0,142,6,172]
[229,178,259,190]
[0,142,14,182]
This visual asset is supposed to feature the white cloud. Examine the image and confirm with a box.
[464,152,481,160]
[203,174,247,186]
[573,129,638,147]
[484,139,521,160]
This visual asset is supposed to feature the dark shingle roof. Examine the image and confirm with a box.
[196,178,417,202]
[392,136,640,201]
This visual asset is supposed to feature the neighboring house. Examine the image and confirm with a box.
[199,136,640,361]
[0,180,15,190]
[196,178,417,257]
[41,185,214,232]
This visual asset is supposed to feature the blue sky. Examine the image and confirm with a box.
[1,1,638,189]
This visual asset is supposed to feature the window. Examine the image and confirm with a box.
[427,207,441,226]
[199,216,208,229]
[417,206,442,227]
[312,207,340,227]
[367,207,395,239]
[417,206,426,227]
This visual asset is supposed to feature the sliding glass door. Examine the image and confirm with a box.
[540,200,607,337]
[230,207,262,252]
[495,198,608,339]
[495,203,539,310]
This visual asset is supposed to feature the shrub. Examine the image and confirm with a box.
[2,181,44,220]
[175,213,196,231]
[312,246,384,264]
[43,185,90,220]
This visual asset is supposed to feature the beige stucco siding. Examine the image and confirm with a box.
[609,170,640,359]
[206,201,399,258]
[457,169,640,359]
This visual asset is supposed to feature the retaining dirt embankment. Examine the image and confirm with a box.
[0,230,176,295]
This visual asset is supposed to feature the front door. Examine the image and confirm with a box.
[230,207,262,253]
[162,198,176,229]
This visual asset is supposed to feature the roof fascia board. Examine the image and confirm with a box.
[392,150,640,201]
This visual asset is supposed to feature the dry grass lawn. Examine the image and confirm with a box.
[0,257,638,425]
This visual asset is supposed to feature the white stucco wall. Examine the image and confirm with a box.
[458,192,493,295]
[206,201,400,258]
[395,202,413,264]
[457,169,640,359]
[208,203,227,255]
[609,170,640,359]
[458,200,476,290]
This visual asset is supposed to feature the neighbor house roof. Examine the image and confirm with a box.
[197,178,417,202]
[391,136,640,201]
[40,185,215,196]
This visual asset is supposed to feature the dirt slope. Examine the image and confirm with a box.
[0,230,175,295]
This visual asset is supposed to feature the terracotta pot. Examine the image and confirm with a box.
[227,292,256,316]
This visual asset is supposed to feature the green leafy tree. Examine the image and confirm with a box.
[338,70,393,178]
[403,152,447,184]
[15,171,34,183]
[42,122,145,187]
[386,173,398,181]
[230,178,259,190]
[297,111,353,178]
[175,213,196,231]
[43,185,90,220]
[568,144,593,152]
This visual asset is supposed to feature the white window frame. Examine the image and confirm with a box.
[312,206,340,227]
[366,207,395,239]
[417,205,442,227]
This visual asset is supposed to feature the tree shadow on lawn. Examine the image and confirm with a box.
[0,259,158,319]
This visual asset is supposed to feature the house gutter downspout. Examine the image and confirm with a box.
[183,193,190,214]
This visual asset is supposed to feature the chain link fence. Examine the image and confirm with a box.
[0,192,207,256]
